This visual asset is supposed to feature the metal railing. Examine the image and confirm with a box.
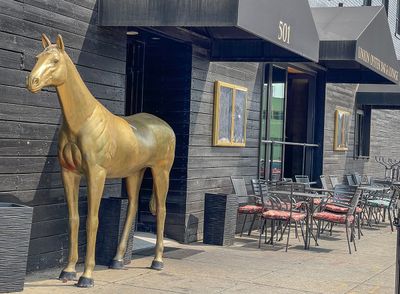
[261,140,319,179]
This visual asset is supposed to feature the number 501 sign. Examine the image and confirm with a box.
[278,21,291,44]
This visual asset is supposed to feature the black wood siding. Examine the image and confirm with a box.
[0,0,126,271]
[185,46,262,242]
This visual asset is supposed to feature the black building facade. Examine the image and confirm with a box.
[0,0,399,271]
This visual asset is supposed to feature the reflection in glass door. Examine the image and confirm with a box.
[259,65,287,181]
[270,67,286,181]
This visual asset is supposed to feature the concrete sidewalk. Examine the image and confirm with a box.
[22,224,396,294]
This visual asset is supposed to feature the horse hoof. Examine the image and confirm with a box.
[75,276,94,288]
[59,270,76,281]
[151,260,164,271]
[109,259,124,269]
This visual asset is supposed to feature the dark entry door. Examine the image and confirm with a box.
[125,32,192,234]
[126,38,145,115]
[284,73,316,179]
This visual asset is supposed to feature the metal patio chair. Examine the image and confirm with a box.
[364,179,397,231]
[257,181,308,252]
[231,176,262,236]
[314,188,363,254]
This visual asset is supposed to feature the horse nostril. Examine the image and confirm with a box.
[33,78,40,86]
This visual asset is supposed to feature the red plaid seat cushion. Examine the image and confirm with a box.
[262,210,306,222]
[325,205,362,214]
[313,211,354,224]
[238,205,263,214]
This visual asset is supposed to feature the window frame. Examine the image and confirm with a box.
[213,81,248,147]
[354,106,371,159]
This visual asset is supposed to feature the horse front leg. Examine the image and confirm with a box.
[110,169,145,269]
[76,166,106,288]
[59,168,81,281]
[150,167,170,270]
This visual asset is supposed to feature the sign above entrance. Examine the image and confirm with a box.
[312,6,399,84]
[99,0,320,62]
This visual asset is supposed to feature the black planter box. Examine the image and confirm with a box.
[0,203,33,293]
[203,193,238,246]
[96,197,135,266]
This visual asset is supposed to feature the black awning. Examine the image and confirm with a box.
[312,6,399,84]
[356,84,400,109]
[99,0,320,62]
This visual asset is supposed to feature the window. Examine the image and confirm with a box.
[354,107,371,158]
[213,81,248,147]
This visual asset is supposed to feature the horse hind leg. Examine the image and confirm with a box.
[150,166,170,271]
[110,170,145,269]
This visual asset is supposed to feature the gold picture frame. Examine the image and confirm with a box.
[334,109,350,151]
[213,81,248,147]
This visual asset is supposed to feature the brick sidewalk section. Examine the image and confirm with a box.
[22,223,395,294]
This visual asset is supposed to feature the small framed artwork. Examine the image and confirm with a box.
[213,81,248,147]
[334,109,350,151]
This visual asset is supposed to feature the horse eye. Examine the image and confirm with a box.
[54,59,59,64]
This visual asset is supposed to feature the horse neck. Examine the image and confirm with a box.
[56,54,101,133]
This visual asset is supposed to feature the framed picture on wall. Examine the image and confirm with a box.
[213,81,248,147]
[334,109,350,151]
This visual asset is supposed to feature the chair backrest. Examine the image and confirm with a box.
[332,184,355,205]
[295,175,309,183]
[345,174,357,186]
[230,176,248,196]
[320,175,330,190]
[251,179,268,196]
[269,182,296,212]
[329,175,339,187]
[353,173,362,185]
[251,179,271,208]
[347,189,363,216]
[295,175,310,188]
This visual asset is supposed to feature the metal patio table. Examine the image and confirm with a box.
[268,190,328,249]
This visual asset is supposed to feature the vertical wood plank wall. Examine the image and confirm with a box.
[0,0,126,271]
[185,46,262,243]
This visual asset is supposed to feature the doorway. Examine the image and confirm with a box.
[125,31,192,236]
[259,64,319,181]
[284,69,316,179]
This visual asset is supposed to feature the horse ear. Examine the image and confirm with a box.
[56,34,65,51]
[41,33,51,48]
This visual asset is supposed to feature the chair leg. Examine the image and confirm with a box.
[259,219,265,248]
[248,214,257,236]
[330,223,333,236]
[352,222,357,252]
[270,220,274,245]
[357,213,362,240]
[286,221,291,252]
[388,208,394,232]
[241,214,248,237]
[295,222,299,240]
[317,220,321,238]
[345,222,352,254]
[299,221,306,248]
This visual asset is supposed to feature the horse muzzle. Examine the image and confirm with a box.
[26,75,42,93]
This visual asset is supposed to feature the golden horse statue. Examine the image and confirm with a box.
[26,34,176,288]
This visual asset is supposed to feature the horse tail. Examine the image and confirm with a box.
[149,192,156,216]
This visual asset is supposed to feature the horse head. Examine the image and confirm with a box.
[27,34,67,93]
